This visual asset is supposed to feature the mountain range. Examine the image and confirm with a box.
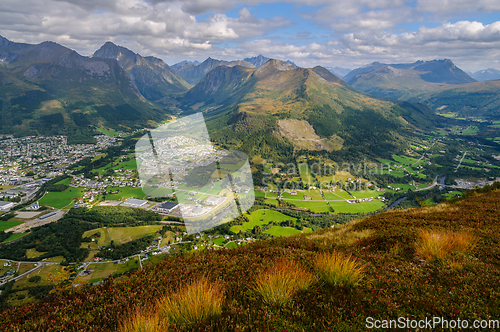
[341,59,500,119]
[469,68,500,81]
[325,66,351,78]
[0,36,170,143]
[180,58,438,160]
[4,34,500,157]
[170,55,298,85]
[93,42,190,105]
[343,59,476,100]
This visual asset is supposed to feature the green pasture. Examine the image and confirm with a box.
[39,187,85,209]
[108,225,162,244]
[212,237,226,246]
[225,241,238,249]
[254,190,265,198]
[104,187,146,200]
[350,190,382,199]
[230,209,297,234]
[290,201,330,213]
[82,228,111,246]
[462,126,479,135]
[0,220,23,232]
[83,225,161,245]
[2,233,26,243]
[329,200,385,214]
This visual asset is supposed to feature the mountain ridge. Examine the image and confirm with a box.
[93,41,190,104]
[344,59,476,100]
[0,35,170,142]
[181,59,438,160]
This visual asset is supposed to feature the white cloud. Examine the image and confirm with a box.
[417,0,500,14]
[0,0,499,70]
[0,0,289,60]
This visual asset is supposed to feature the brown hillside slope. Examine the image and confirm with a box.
[1,191,499,331]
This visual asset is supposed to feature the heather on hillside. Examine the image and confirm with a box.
[1,190,499,331]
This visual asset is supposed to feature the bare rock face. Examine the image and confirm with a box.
[93,41,190,102]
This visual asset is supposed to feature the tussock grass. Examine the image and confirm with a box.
[408,203,459,215]
[157,277,224,327]
[416,230,478,267]
[315,251,364,287]
[306,219,373,247]
[118,307,163,332]
[254,260,314,306]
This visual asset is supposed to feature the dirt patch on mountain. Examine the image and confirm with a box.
[277,119,343,152]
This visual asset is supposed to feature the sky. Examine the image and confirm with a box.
[1,0,500,72]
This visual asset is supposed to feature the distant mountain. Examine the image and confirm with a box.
[170,60,200,72]
[325,66,351,79]
[93,42,190,104]
[409,80,500,120]
[344,59,476,99]
[470,68,500,81]
[0,35,169,142]
[244,55,270,67]
[172,57,255,85]
[181,59,439,160]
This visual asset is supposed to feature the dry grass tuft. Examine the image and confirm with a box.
[416,230,478,267]
[306,219,373,247]
[157,277,224,327]
[315,251,365,287]
[118,307,163,332]
[253,260,314,306]
[409,203,459,215]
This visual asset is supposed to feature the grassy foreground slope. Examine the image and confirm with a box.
[1,190,499,331]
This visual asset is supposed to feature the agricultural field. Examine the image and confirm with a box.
[212,237,226,246]
[329,200,386,214]
[225,241,238,249]
[324,189,352,200]
[7,263,64,306]
[75,259,140,284]
[387,183,416,192]
[96,128,118,137]
[148,187,175,197]
[392,154,420,166]
[462,126,479,135]
[25,249,46,259]
[254,190,265,198]
[290,200,330,213]
[301,189,324,200]
[111,158,137,170]
[104,187,146,200]
[39,187,85,209]
[43,256,65,263]
[0,220,23,232]
[350,190,382,199]
[263,199,278,206]
[1,233,26,243]
[230,209,297,234]
[265,191,278,198]
[107,225,163,244]
[82,228,111,246]
[160,231,175,246]
[82,225,162,246]
[17,263,37,275]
